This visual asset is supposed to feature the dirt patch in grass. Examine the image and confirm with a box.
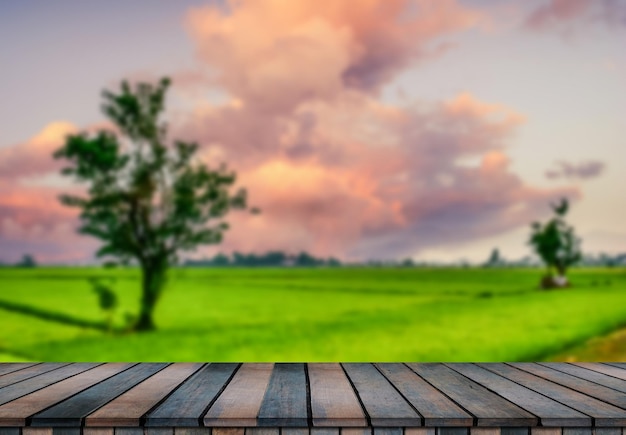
[544,325,626,362]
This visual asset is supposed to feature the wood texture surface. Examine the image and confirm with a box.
[203,363,274,427]
[447,363,590,427]
[478,363,626,426]
[257,363,308,427]
[308,363,367,427]
[343,363,421,427]
[0,363,624,429]
[85,363,203,427]
[376,363,472,427]
[407,363,537,427]
[146,363,239,427]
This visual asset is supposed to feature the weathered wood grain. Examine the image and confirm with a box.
[0,363,101,407]
[573,363,626,381]
[308,363,367,427]
[538,363,626,393]
[407,363,537,427]
[510,363,626,409]
[0,363,38,377]
[0,363,133,426]
[377,363,472,427]
[203,363,274,427]
[146,363,238,427]
[84,363,203,427]
[478,363,626,426]
[258,363,308,427]
[31,363,167,426]
[343,363,421,427]
[448,363,590,427]
[0,363,70,389]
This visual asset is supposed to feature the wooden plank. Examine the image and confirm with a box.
[478,363,626,426]
[377,363,472,426]
[510,363,626,409]
[530,429,560,435]
[604,363,626,369]
[574,363,626,381]
[448,364,590,427]
[0,363,70,388]
[593,429,621,435]
[373,429,402,435]
[343,429,373,435]
[52,429,80,435]
[437,429,469,435]
[538,363,626,393]
[0,363,133,426]
[407,363,537,427]
[0,363,39,377]
[309,363,367,427]
[175,429,212,435]
[83,429,114,435]
[85,363,203,427]
[470,429,499,435]
[245,429,279,435]
[23,429,53,435]
[31,363,167,426]
[0,429,20,435]
[258,363,308,427]
[212,429,244,435]
[203,363,274,427]
[343,363,421,427]
[0,363,100,406]
[406,429,436,435]
[146,363,238,426]
[563,429,592,435]
[282,429,309,435]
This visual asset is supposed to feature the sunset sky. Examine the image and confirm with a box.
[1,0,625,264]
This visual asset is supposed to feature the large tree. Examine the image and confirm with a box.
[528,198,582,289]
[54,78,252,331]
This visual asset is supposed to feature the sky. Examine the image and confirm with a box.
[0,0,625,264]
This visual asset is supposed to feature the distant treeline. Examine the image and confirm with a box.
[184,251,342,268]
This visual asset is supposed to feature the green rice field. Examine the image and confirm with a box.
[0,267,624,361]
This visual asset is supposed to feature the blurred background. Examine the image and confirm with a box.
[0,0,625,362]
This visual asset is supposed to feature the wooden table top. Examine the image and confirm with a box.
[0,363,624,430]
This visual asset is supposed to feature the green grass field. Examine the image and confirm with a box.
[0,267,624,361]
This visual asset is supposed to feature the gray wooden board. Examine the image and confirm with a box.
[407,363,537,427]
[447,363,590,427]
[258,363,308,427]
[0,363,39,377]
[146,363,238,426]
[203,363,274,427]
[0,363,134,426]
[342,363,421,427]
[84,363,204,427]
[0,363,70,389]
[478,363,626,426]
[509,363,626,409]
[308,363,367,427]
[376,363,472,426]
[0,363,101,406]
[604,363,626,369]
[31,363,166,426]
[538,363,626,393]
[574,363,626,381]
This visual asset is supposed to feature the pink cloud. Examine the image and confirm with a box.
[185,0,482,112]
[523,0,626,32]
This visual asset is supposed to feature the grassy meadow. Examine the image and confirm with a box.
[0,266,625,361]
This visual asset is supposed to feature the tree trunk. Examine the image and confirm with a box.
[135,257,167,331]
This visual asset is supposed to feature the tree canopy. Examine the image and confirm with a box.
[54,77,252,330]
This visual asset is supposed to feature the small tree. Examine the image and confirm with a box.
[528,198,582,289]
[54,78,252,331]
[483,248,501,268]
[17,254,37,268]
